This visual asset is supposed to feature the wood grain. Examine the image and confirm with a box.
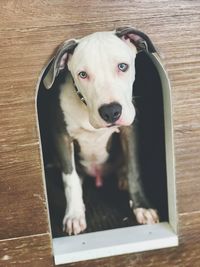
[0,0,199,30]
[0,234,53,266]
[0,0,200,266]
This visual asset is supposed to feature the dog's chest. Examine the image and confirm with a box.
[68,126,116,176]
[59,82,118,176]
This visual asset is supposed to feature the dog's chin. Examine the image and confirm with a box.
[90,119,134,130]
[90,121,117,130]
[114,116,135,127]
[89,114,135,129]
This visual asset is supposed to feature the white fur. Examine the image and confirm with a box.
[67,32,136,129]
[59,75,119,176]
[59,31,137,182]
[59,31,158,235]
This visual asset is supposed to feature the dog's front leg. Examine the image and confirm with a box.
[62,169,86,235]
[56,135,86,235]
[120,126,159,224]
[63,141,86,235]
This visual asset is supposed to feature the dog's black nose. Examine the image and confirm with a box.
[98,102,122,123]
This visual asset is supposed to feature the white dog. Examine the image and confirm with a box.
[43,27,159,235]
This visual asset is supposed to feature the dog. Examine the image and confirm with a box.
[43,27,159,235]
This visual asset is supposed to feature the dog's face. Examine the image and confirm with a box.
[43,29,141,129]
[67,32,137,129]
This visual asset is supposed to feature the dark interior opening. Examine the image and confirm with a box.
[37,51,168,238]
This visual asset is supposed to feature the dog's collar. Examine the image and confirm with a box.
[71,76,87,105]
[71,77,139,107]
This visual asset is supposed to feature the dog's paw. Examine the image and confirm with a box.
[63,206,87,235]
[134,208,159,224]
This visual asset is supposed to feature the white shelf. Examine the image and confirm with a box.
[53,222,178,265]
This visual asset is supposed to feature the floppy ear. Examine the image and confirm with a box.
[115,27,156,53]
[43,39,78,89]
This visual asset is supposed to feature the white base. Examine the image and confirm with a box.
[53,222,178,265]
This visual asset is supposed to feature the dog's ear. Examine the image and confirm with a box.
[115,27,155,53]
[43,39,78,89]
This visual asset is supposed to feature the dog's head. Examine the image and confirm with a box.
[43,27,146,129]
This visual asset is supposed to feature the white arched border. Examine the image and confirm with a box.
[35,53,178,265]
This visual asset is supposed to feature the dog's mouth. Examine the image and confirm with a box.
[106,119,134,128]
[107,123,116,128]
[106,118,127,128]
[106,122,122,128]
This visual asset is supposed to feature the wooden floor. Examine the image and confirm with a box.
[0,1,200,266]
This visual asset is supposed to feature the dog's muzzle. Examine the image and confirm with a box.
[98,102,122,123]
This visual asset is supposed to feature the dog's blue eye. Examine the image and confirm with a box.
[79,71,88,79]
[118,63,128,72]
